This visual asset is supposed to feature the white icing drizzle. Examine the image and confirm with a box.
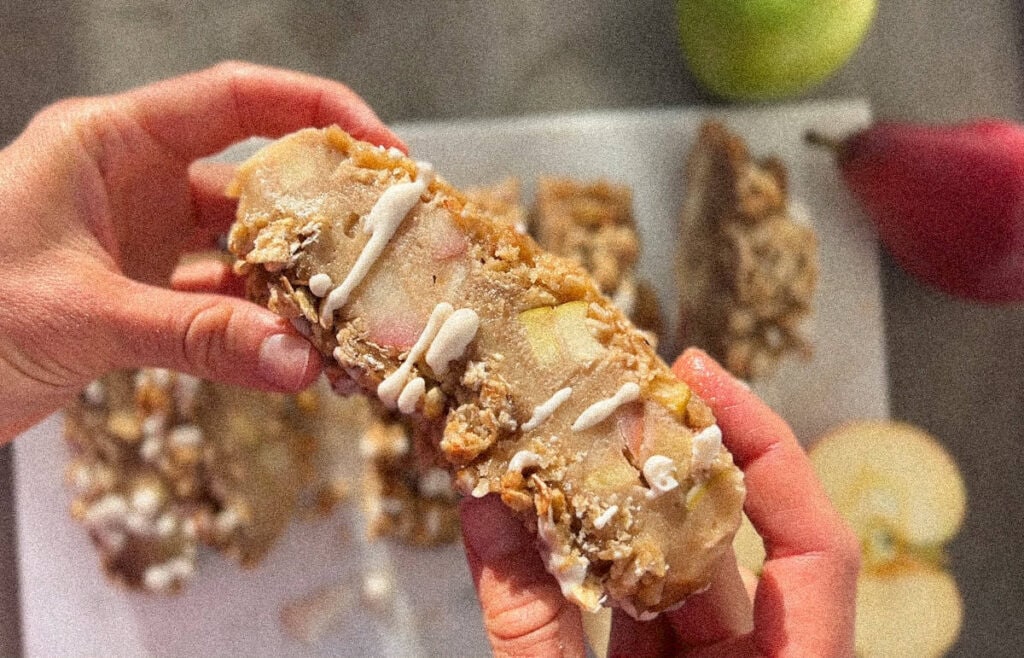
[470,478,491,498]
[521,387,573,432]
[593,505,619,530]
[536,509,599,612]
[397,376,426,414]
[377,302,453,407]
[418,468,453,498]
[691,424,723,472]
[168,425,203,447]
[611,276,637,317]
[425,308,480,376]
[642,455,679,499]
[571,382,641,432]
[320,163,434,321]
[83,380,105,405]
[308,273,333,297]
[507,450,544,474]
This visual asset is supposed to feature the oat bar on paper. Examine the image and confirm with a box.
[678,121,818,380]
[64,370,320,592]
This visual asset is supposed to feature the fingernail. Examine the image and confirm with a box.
[460,496,532,562]
[258,333,315,390]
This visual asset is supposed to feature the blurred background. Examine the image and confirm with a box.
[1,1,1022,656]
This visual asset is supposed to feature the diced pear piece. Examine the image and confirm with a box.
[582,608,611,658]
[584,458,640,493]
[519,301,605,367]
[809,421,966,547]
[552,300,605,364]
[732,513,766,574]
[648,378,691,419]
[855,564,963,658]
[519,306,561,366]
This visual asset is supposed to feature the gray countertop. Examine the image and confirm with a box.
[1,1,1022,655]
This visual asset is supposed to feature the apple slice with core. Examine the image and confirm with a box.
[810,420,965,554]
[856,565,963,658]
[810,420,966,657]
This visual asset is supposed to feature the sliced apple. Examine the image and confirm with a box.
[616,402,645,460]
[648,378,691,419]
[426,215,469,261]
[810,420,966,550]
[583,449,640,493]
[810,420,967,656]
[360,269,427,350]
[856,564,963,658]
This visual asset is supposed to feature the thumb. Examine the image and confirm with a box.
[92,276,321,392]
[460,495,586,658]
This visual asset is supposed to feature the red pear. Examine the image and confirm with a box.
[809,121,1024,303]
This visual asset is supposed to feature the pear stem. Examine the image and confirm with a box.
[805,130,845,154]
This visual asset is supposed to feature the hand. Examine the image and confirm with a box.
[0,61,404,442]
[458,348,860,657]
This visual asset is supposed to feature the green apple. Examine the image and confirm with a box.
[677,0,877,101]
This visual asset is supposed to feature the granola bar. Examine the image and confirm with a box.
[530,177,662,337]
[678,121,818,380]
[355,179,531,546]
[227,127,745,618]
[360,408,460,546]
[464,177,528,234]
[64,369,319,592]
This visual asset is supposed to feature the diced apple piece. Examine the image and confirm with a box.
[519,302,606,367]
[810,421,966,548]
[519,306,560,365]
[856,564,963,658]
[616,402,645,460]
[648,378,692,419]
[583,452,640,493]
[427,215,469,261]
[552,301,605,364]
[361,269,426,350]
[732,513,766,574]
